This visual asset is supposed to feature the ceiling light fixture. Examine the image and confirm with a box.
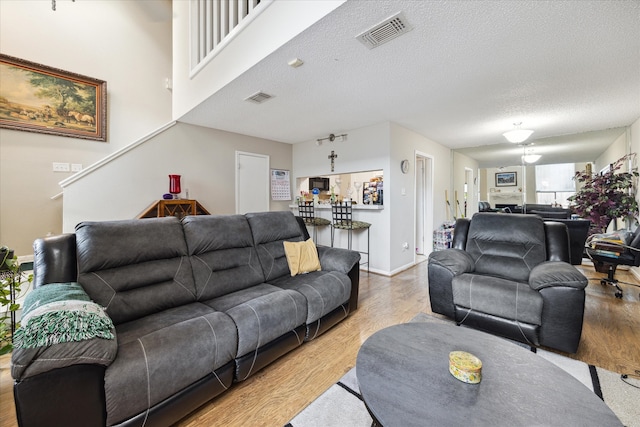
[522,153,541,164]
[316,133,348,146]
[520,143,541,164]
[503,122,534,143]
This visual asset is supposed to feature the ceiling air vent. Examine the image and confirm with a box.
[244,91,273,104]
[356,12,413,49]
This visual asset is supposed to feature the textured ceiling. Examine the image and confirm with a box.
[179,0,640,167]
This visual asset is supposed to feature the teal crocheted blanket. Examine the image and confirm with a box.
[13,282,114,349]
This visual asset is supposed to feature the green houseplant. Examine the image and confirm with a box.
[568,153,639,235]
[1,246,33,355]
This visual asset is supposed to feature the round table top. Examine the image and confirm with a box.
[356,323,621,427]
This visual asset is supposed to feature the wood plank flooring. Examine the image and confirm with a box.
[1,261,638,427]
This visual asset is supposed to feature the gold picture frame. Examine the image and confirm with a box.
[0,54,107,141]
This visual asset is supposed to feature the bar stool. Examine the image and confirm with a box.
[298,200,330,244]
[331,202,370,273]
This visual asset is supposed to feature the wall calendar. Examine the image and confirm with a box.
[271,169,291,201]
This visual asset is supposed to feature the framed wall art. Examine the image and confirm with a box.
[495,171,517,187]
[0,53,107,142]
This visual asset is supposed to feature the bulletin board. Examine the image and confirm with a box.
[271,169,291,201]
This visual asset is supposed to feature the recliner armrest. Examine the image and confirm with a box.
[428,249,475,276]
[528,261,588,291]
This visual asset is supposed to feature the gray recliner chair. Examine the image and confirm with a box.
[428,213,588,353]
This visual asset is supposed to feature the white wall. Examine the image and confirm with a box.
[0,0,173,255]
[62,122,293,232]
[452,152,479,218]
[595,130,628,173]
[293,121,452,275]
[293,122,391,273]
[628,117,640,279]
[172,0,344,120]
[389,124,452,274]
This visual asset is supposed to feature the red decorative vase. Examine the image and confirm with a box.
[169,174,181,198]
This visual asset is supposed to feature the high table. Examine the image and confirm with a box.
[356,323,621,427]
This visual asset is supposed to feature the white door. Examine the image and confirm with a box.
[236,151,270,214]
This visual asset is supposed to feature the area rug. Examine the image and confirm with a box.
[285,313,640,427]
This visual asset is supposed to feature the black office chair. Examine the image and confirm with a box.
[586,228,640,298]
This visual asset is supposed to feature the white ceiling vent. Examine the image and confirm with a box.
[356,12,413,49]
[244,91,273,104]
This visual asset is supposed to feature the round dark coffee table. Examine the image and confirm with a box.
[356,323,621,427]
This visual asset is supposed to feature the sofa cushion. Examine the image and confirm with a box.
[452,273,543,325]
[268,271,351,325]
[76,217,197,325]
[245,211,305,281]
[105,303,237,426]
[283,238,321,276]
[202,284,306,361]
[182,215,265,300]
[466,214,547,282]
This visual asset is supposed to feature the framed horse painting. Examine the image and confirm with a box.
[0,54,107,142]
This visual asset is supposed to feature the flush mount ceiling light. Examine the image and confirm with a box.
[316,133,348,146]
[503,122,534,143]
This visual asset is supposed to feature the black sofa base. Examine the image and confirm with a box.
[14,364,107,427]
[455,307,540,347]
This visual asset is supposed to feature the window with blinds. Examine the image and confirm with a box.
[535,163,576,207]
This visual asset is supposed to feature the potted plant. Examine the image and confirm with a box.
[568,153,639,235]
[1,246,33,355]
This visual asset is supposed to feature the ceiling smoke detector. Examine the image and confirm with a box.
[244,91,273,104]
[356,12,413,49]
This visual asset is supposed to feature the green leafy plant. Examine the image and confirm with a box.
[1,246,33,355]
[567,153,639,234]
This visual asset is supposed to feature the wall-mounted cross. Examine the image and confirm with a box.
[328,150,338,172]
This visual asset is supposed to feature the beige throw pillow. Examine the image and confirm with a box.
[283,239,321,276]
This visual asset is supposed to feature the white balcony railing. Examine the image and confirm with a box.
[190,0,272,77]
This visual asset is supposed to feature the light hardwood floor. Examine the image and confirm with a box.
[1,261,639,427]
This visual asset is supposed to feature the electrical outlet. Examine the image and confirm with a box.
[52,162,70,172]
[71,163,83,172]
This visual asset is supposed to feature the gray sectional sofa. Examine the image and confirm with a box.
[11,211,360,427]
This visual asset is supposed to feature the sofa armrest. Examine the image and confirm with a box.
[33,234,78,288]
[12,330,117,380]
[317,245,360,274]
[317,246,361,310]
[529,261,588,291]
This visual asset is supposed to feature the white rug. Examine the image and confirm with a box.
[286,315,640,427]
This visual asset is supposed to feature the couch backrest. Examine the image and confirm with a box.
[182,214,266,300]
[75,217,197,325]
[466,213,547,282]
[245,211,305,281]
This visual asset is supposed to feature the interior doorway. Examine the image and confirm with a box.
[415,152,434,258]
[236,151,270,214]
